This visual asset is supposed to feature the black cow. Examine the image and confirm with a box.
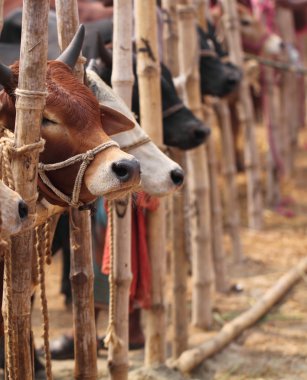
[197,23,242,97]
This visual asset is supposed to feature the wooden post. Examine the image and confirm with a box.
[263,66,282,207]
[162,0,189,358]
[196,1,228,291]
[221,0,263,230]
[134,0,167,365]
[276,7,300,177]
[177,4,214,329]
[213,99,243,262]
[107,1,134,379]
[4,1,49,378]
[54,2,98,379]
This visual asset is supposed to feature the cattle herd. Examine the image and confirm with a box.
[0,0,306,379]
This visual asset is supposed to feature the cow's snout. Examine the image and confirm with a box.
[194,125,211,142]
[18,200,28,220]
[112,158,140,183]
[170,168,184,187]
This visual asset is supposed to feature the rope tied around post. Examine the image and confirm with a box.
[35,219,53,380]
[104,201,123,350]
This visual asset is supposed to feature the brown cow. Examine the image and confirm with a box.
[0,26,141,207]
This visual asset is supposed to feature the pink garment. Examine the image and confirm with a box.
[251,0,277,32]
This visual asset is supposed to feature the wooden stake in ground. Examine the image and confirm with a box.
[213,99,243,262]
[107,1,134,379]
[276,6,300,177]
[173,256,307,373]
[4,1,49,378]
[134,0,167,365]
[55,2,97,379]
[177,3,214,329]
[162,0,190,359]
[221,0,263,230]
[162,0,189,359]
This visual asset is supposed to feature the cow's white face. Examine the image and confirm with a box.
[87,69,184,196]
[0,181,28,236]
[263,34,284,56]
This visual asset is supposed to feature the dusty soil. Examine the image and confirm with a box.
[9,126,307,379]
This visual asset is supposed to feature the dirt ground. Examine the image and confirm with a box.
[22,126,307,379]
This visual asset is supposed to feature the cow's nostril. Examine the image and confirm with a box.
[170,168,184,187]
[112,159,140,183]
[194,126,211,141]
[18,200,28,220]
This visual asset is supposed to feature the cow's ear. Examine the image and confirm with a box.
[100,104,135,135]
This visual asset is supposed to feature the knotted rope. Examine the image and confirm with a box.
[104,201,123,349]
[38,140,119,208]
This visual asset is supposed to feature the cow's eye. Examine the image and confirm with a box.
[240,19,251,26]
[42,117,56,125]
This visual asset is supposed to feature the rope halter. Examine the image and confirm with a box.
[38,140,119,208]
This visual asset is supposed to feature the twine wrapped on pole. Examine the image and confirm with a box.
[162,0,189,359]
[107,1,134,379]
[55,2,97,379]
[177,3,214,329]
[134,0,167,365]
[221,0,263,230]
[3,1,49,378]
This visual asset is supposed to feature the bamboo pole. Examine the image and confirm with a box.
[54,2,97,379]
[162,0,189,359]
[196,1,228,291]
[4,1,49,378]
[263,66,282,207]
[134,0,167,365]
[221,0,263,230]
[275,7,299,177]
[177,4,214,329]
[206,108,228,292]
[107,1,134,379]
[173,256,307,373]
[213,99,243,262]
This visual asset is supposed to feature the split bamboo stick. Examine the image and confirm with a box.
[177,4,214,329]
[173,256,307,373]
[107,1,134,379]
[221,0,263,230]
[134,0,167,366]
[162,0,189,359]
[5,1,49,378]
[213,100,243,262]
[55,2,97,379]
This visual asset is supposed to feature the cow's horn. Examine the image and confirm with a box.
[56,24,85,69]
[0,63,13,89]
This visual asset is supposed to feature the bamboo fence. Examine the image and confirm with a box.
[107,1,134,379]
[134,0,167,365]
[55,1,97,379]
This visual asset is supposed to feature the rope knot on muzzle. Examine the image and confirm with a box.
[82,150,95,164]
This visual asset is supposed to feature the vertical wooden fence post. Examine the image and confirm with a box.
[221,0,263,230]
[6,1,49,378]
[213,99,243,262]
[55,2,98,379]
[134,0,167,366]
[108,1,134,379]
[162,0,189,358]
[177,3,215,329]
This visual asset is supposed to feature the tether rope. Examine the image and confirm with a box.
[104,201,122,349]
